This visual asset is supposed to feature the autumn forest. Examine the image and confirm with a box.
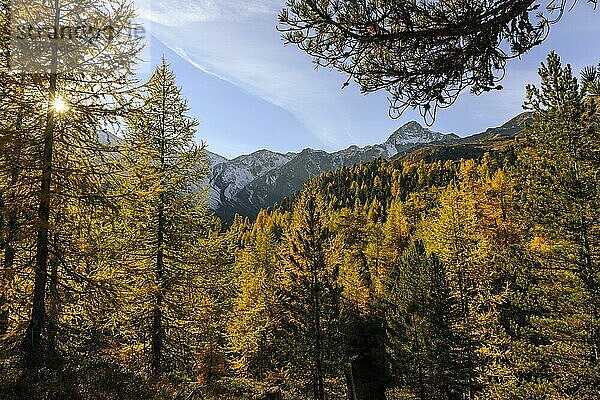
[1,0,600,399]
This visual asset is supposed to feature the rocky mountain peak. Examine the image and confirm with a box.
[386,121,454,145]
[206,114,522,221]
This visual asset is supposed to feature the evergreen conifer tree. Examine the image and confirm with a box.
[276,183,345,400]
[514,52,600,398]
[384,240,459,399]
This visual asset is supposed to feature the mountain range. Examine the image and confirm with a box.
[206,113,531,221]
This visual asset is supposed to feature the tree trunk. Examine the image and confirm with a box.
[151,112,167,375]
[22,0,60,354]
[22,83,59,352]
[412,317,426,400]
[0,193,19,335]
[151,201,165,375]
[344,363,358,400]
[47,240,60,348]
[312,240,325,400]
[23,83,56,351]
[0,237,16,335]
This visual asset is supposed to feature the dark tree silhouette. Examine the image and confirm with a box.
[279,0,597,122]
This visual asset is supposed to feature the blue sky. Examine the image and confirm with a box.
[134,1,600,159]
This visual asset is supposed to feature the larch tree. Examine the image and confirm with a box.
[119,58,216,377]
[116,59,233,378]
[423,174,480,399]
[0,74,35,340]
[0,0,141,356]
[381,197,411,275]
[228,210,281,380]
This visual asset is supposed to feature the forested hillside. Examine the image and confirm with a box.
[2,45,598,399]
[225,54,600,399]
[1,0,599,397]
[207,121,462,221]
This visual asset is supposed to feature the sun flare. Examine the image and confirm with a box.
[53,96,69,113]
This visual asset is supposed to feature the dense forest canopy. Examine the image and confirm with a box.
[0,0,599,399]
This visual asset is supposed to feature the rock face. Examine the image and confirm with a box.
[385,121,459,152]
[205,113,530,221]
[206,150,294,211]
[206,121,459,221]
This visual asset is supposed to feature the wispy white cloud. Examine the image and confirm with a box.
[136,0,282,25]
[136,0,360,148]
[133,0,599,154]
